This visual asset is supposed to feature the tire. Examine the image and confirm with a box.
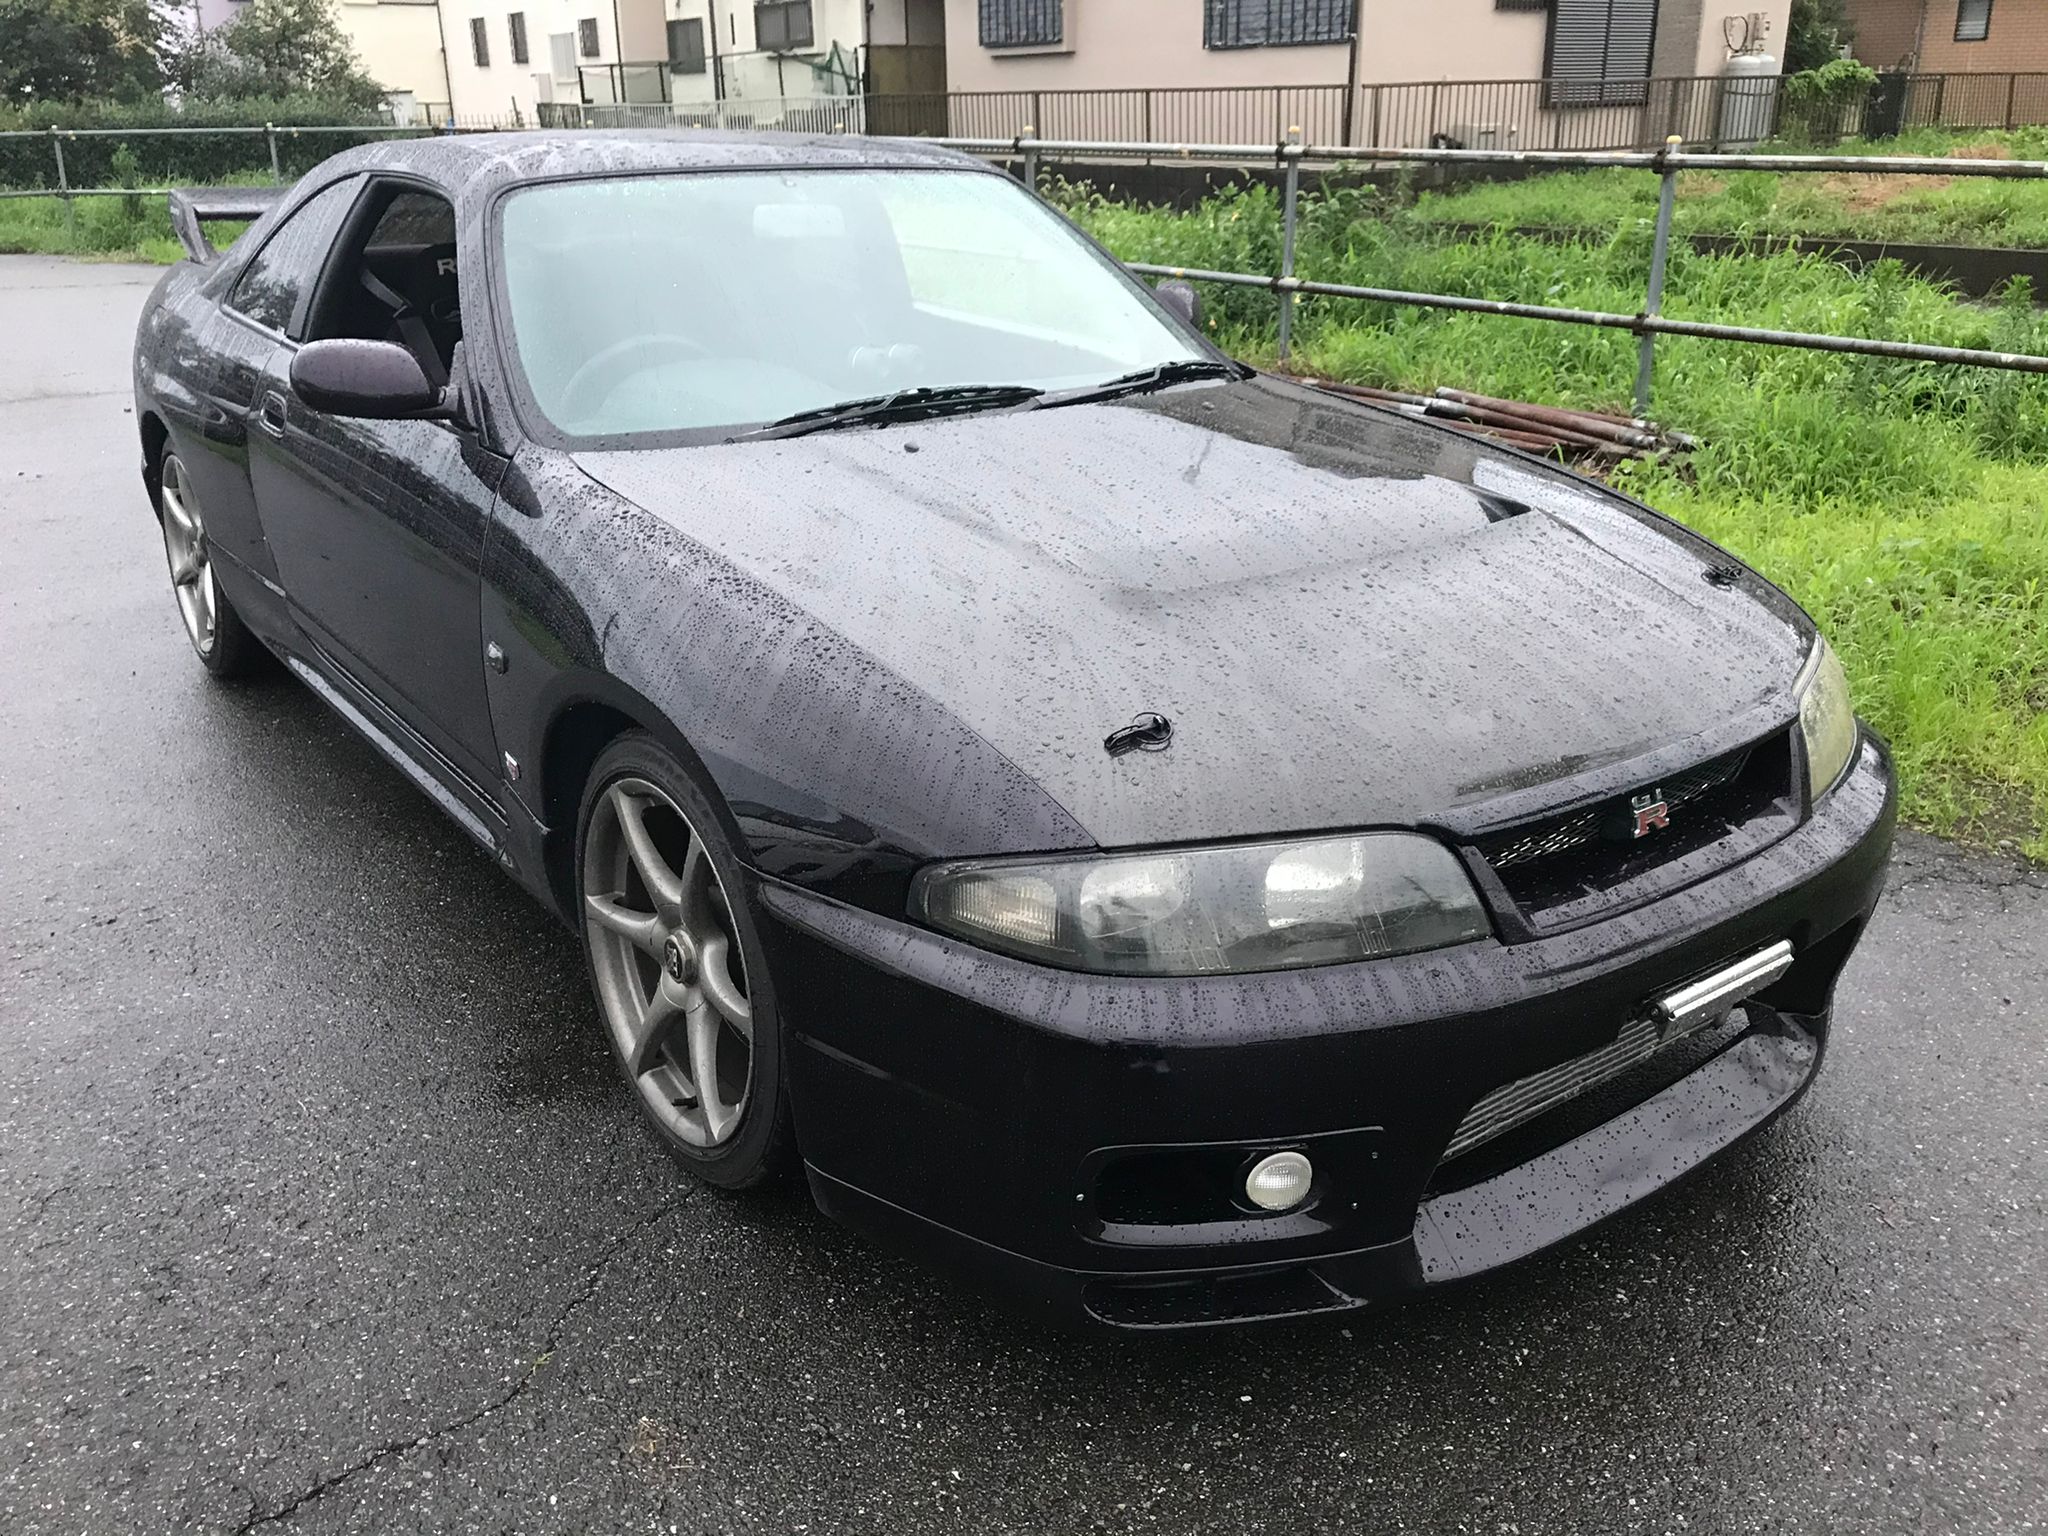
[157,451,263,679]
[574,732,793,1189]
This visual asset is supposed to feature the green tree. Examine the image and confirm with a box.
[1785,0,1858,74]
[171,0,385,108]
[0,0,168,104]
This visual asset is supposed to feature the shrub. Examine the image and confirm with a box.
[0,96,399,189]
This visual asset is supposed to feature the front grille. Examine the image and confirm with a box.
[1472,732,1792,918]
[1484,751,1750,870]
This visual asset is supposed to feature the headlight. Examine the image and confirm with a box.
[911,833,1491,976]
[1795,636,1858,800]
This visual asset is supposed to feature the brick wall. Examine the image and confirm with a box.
[1846,0,1930,68]
[1918,0,2048,72]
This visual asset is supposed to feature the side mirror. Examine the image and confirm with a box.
[1155,279,1204,333]
[290,338,450,420]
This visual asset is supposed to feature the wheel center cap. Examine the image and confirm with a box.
[661,933,695,984]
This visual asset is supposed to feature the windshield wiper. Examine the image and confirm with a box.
[1034,358,1250,412]
[727,384,1044,442]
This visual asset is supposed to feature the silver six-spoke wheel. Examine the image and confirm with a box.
[159,455,218,657]
[582,778,754,1147]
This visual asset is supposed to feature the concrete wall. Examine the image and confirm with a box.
[445,0,630,121]
[1688,3,1793,75]
[335,0,449,103]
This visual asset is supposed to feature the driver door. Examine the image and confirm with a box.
[249,178,510,802]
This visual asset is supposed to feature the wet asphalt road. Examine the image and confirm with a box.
[1,254,2043,1535]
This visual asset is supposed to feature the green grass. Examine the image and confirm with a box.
[0,175,267,262]
[1412,127,2048,249]
[1065,178,2048,856]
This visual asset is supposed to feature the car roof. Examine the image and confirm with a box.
[316,129,992,202]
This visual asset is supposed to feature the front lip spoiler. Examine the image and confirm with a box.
[805,1008,1826,1333]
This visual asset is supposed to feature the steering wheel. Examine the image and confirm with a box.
[558,334,710,422]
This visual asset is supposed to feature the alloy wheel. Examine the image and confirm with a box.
[581,777,754,1148]
[159,456,218,657]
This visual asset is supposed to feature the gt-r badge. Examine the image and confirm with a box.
[1632,791,1671,837]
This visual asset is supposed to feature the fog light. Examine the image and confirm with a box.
[1244,1151,1314,1212]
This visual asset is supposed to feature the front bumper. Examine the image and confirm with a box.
[754,734,1896,1330]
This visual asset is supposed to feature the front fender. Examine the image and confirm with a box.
[480,446,1093,917]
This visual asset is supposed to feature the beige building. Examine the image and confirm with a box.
[942,1,1791,98]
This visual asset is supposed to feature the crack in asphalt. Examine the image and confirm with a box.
[230,1200,683,1534]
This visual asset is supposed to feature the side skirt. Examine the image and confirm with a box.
[283,652,509,863]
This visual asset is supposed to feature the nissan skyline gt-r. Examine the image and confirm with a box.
[132,132,1894,1331]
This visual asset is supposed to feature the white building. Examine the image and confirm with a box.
[443,0,885,122]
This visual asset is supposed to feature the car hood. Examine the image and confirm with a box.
[573,376,1811,850]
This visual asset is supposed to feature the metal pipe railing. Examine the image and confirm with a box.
[940,134,2048,403]
[8,123,2048,405]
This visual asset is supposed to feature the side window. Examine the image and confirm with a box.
[303,186,463,385]
[227,180,360,337]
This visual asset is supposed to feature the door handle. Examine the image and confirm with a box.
[258,390,288,437]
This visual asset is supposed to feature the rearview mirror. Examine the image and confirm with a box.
[1155,280,1204,333]
[290,338,450,420]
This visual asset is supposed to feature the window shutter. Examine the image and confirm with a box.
[469,16,489,67]
[667,17,706,71]
[1548,0,1658,105]
[509,12,529,65]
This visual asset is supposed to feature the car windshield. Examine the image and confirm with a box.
[496,167,1205,440]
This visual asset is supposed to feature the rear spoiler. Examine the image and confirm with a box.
[167,185,292,263]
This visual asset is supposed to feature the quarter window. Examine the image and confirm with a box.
[755,0,814,50]
[1955,0,1993,41]
[667,16,707,72]
[469,15,489,66]
[1203,0,1352,49]
[978,0,1061,48]
[227,180,360,338]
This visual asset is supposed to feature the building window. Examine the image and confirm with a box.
[1546,0,1659,106]
[577,17,600,57]
[508,11,529,64]
[469,16,489,66]
[755,1,814,50]
[667,16,707,72]
[1955,0,1993,41]
[979,0,1062,49]
[1203,0,1353,50]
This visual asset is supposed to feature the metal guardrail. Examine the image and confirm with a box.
[929,133,2048,413]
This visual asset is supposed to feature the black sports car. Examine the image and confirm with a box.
[134,132,1894,1330]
